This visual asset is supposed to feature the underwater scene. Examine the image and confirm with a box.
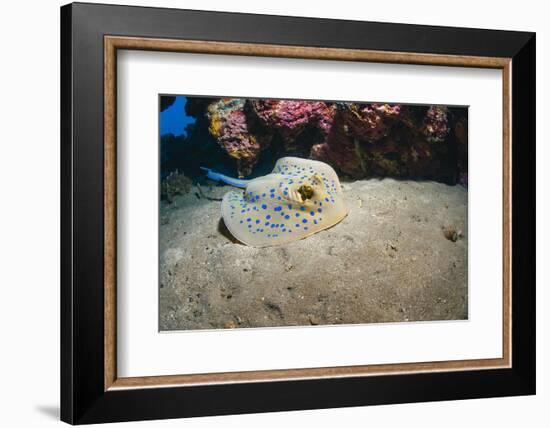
[160,95,468,331]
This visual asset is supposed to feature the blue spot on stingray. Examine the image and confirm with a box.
[310,211,315,216]
[266,215,271,219]
[241,210,245,213]
[248,225,252,228]
[247,218,251,222]
[314,220,318,224]
[261,204,267,209]
[239,220,243,224]
[278,196,282,200]
[270,194,274,198]
[270,188,275,193]
[295,224,300,227]
[262,193,266,197]
[325,197,329,202]
[304,227,309,230]
[287,204,292,209]
[302,219,308,223]
[295,213,300,217]
[274,206,282,212]
[318,208,322,212]
[271,224,276,228]
[265,222,270,226]
[285,215,290,219]
[255,219,260,224]
[300,206,305,211]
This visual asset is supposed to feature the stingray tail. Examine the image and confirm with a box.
[200,167,249,189]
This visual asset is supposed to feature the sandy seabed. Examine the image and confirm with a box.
[159,179,468,331]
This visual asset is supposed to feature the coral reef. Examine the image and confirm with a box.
[161,171,192,203]
[422,106,450,143]
[205,98,270,177]
[309,103,403,178]
[336,102,401,142]
[171,97,468,185]
[310,103,457,182]
[249,99,335,151]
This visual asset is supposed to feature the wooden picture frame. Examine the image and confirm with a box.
[61,2,535,424]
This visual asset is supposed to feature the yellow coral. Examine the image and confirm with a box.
[208,115,222,138]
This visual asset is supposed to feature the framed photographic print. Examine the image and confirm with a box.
[60,2,536,424]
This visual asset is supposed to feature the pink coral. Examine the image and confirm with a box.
[197,98,464,183]
[250,99,335,149]
[311,104,459,181]
[310,112,364,177]
[207,99,265,177]
[422,106,449,143]
[339,103,401,142]
[310,103,402,177]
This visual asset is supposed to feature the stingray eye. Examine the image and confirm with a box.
[311,173,323,184]
[297,184,314,201]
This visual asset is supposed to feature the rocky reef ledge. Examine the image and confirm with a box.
[164,98,468,186]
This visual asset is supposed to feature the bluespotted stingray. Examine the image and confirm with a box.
[202,157,349,247]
